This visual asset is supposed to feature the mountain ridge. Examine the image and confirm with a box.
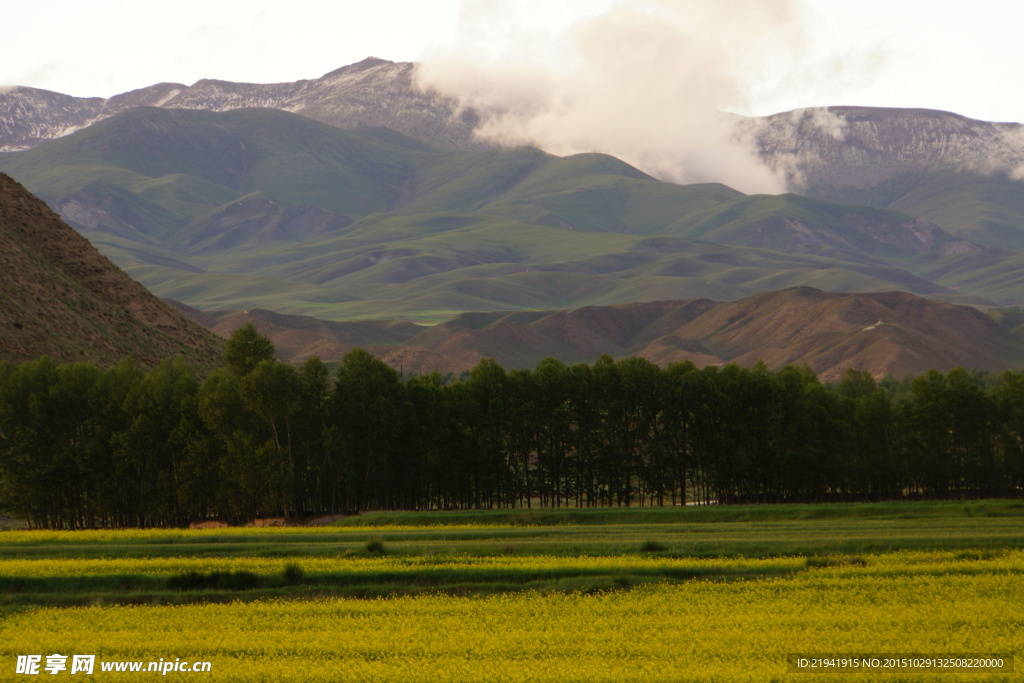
[0,58,479,153]
[5,62,1024,196]
[6,61,1024,208]
[6,57,1024,255]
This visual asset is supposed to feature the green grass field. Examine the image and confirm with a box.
[2,501,1022,681]
[2,500,1022,607]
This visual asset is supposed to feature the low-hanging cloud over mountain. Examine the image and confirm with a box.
[414,0,801,194]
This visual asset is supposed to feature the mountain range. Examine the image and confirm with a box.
[1,58,1023,378]
[0,105,1015,323]
[4,57,1024,249]
[0,58,479,154]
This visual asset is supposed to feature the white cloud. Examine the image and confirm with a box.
[417,0,800,194]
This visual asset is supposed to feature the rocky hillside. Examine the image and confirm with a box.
[743,106,1024,194]
[0,173,222,368]
[0,58,478,152]
[740,107,1024,250]
[181,288,1024,382]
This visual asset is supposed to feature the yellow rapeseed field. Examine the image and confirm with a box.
[2,552,1021,682]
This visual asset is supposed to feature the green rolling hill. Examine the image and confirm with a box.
[1,106,1020,323]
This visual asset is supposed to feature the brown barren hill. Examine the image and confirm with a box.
[404,300,720,369]
[405,289,1024,380]
[652,287,1024,381]
[180,288,1024,381]
[0,173,222,369]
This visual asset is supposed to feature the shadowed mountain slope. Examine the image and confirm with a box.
[0,173,222,368]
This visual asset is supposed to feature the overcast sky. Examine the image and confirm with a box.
[3,0,1022,123]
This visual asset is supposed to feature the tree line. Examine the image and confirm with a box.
[1,323,1022,528]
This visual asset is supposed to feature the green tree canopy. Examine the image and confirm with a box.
[223,322,276,377]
